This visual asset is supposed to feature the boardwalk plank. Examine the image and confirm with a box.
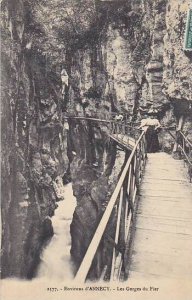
[127,152,192,280]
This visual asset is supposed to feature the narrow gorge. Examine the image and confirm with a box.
[1,0,192,282]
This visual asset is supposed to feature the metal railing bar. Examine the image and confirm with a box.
[65,115,140,131]
[179,131,192,148]
[113,253,123,281]
[127,165,132,195]
[99,265,108,282]
[164,129,192,173]
[178,145,192,166]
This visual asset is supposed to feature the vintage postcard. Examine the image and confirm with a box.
[1,0,192,300]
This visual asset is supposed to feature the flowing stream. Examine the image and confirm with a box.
[37,183,76,281]
[1,183,77,300]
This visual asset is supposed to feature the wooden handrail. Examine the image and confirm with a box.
[65,114,140,141]
[64,115,111,123]
[74,131,146,283]
[64,115,136,128]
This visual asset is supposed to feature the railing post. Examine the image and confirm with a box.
[123,122,126,136]
[110,188,123,281]
[182,134,185,155]
[118,175,129,270]
[110,120,112,134]
[135,142,140,186]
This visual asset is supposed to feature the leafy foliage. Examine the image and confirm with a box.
[31,0,96,54]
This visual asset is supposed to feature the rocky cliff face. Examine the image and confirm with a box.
[64,0,192,277]
[163,0,192,140]
[1,0,192,280]
[1,0,68,278]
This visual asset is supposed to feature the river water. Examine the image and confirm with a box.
[37,183,77,281]
[1,183,78,300]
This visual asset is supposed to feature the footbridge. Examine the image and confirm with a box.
[64,114,192,283]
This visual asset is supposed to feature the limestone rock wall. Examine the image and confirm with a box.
[163,0,192,141]
[67,0,192,276]
[1,0,68,278]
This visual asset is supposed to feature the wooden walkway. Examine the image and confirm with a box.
[109,133,136,150]
[128,152,192,280]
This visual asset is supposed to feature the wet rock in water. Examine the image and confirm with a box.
[42,217,54,240]
[63,173,72,185]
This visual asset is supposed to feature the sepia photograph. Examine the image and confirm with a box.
[1,0,192,299]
